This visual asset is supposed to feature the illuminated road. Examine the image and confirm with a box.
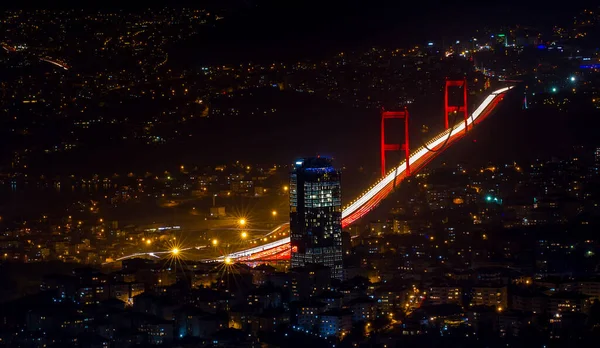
[215,232,290,261]
[341,86,513,226]
[1,43,69,70]
[108,223,290,264]
[109,246,205,263]
[1,43,17,53]
[111,86,512,264]
[39,57,69,70]
[221,86,513,262]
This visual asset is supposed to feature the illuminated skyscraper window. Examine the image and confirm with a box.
[290,157,343,279]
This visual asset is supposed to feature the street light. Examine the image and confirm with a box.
[271,210,277,217]
[283,185,289,192]
[212,239,218,246]
[241,231,248,239]
[224,257,232,265]
[171,247,179,255]
[238,218,246,227]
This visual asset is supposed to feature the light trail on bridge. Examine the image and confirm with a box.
[222,86,513,262]
[111,86,512,264]
[341,86,512,226]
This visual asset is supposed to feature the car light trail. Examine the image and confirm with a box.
[107,223,291,264]
[231,86,512,261]
[218,237,291,261]
[111,87,512,264]
[341,86,512,225]
[40,58,69,70]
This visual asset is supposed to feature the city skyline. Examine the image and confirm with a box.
[2,2,600,347]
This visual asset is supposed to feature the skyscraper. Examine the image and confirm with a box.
[290,157,343,279]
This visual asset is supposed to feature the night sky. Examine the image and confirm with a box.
[3,0,594,64]
[6,1,593,41]
[125,0,595,64]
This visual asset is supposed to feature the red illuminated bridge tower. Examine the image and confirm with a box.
[444,78,469,132]
[381,107,410,178]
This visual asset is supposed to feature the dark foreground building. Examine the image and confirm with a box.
[290,157,343,279]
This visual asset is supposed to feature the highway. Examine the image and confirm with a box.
[225,85,513,261]
[341,86,512,226]
[111,86,512,264]
[108,223,290,264]
[1,43,70,70]
[39,57,69,70]
[216,231,290,261]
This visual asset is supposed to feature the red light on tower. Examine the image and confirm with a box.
[444,78,469,132]
[381,108,410,178]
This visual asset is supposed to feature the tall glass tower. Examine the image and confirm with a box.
[290,157,343,279]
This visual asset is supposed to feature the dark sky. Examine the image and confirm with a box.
[163,0,595,63]
[4,1,595,53]
[6,0,593,28]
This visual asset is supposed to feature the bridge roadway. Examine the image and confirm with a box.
[221,86,513,262]
[111,86,512,264]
